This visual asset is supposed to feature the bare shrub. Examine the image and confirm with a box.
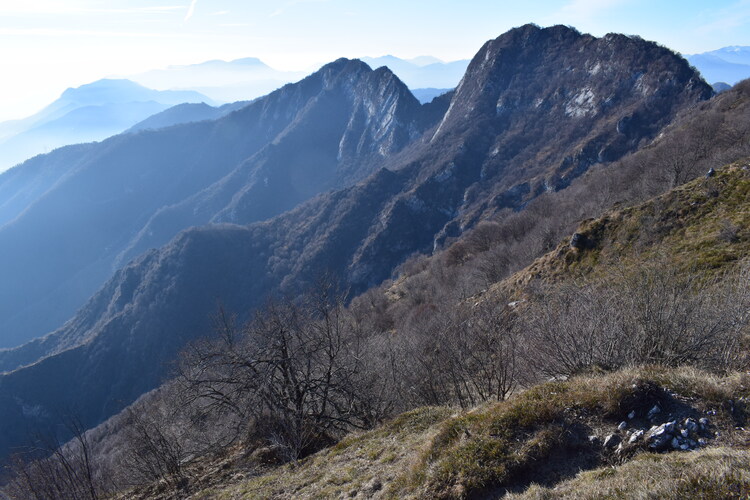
[523,262,750,378]
[120,405,187,489]
[523,281,624,378]
[397,299,519,408]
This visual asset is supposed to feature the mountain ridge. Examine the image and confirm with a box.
[0,57,440,353]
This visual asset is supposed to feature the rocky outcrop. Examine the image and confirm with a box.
[599,407,715,456]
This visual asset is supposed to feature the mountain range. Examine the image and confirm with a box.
[687,45,750,85]
[360,55,469,89]
[0,56,467,175]
[0,79,211,172]
[130,55,467,105]
[129,57,307,105]
[0,24,714,462]
[0,59,442,352]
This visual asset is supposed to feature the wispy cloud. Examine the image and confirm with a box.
[695,0,750,34]
[184,0,198,21]
[268,0,332,18]
[0,27,180,38]
[211,10,230,16]
[0,5,186,15]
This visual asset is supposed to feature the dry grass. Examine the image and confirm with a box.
[509,447,750,500]
[497,163,750,294]
[205,407,454,499]
[196,366,749,499]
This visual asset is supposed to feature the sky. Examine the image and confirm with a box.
[2,0,750,121]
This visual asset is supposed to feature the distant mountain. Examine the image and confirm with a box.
[126,101,250,133]
[687,47,750,85]
[713,82,732,93]
[411,88,452,104]
[130,57,307,104]
[361,55,469,89]
[406,55,443,66]
[131,56,467,104]
[0,25,712,461]
[702,46,750,65]
[0,79,211,171]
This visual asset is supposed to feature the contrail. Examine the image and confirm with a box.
[185,0,197,21]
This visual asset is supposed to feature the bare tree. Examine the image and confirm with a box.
[175,280,394,461]
[3,417,104,500]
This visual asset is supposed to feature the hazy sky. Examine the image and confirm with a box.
[2,0,750,121]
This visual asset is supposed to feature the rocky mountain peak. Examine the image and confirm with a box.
[433,24,711,142]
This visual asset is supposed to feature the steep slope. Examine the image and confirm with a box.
[0,79,211,171]
[0,59,437,351]
[115,61,439,266]
[0,25,713,460]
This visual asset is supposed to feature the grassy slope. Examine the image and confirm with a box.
[510,447,750,499]
[202,367,749,499]
[502,162,750,292]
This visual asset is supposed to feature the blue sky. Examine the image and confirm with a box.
[2,0,750,120]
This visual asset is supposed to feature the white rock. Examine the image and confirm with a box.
[647,423,674,450]
[628,410,636,419]
[629,430,644,443]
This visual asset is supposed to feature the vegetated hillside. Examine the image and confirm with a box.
[102,162,749,500]
[0,30,750,498]
[373,77,750,326]
[505,163,750,292]
[0,79,211,172]
[0,58,435,352]
[0,25,714,466]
